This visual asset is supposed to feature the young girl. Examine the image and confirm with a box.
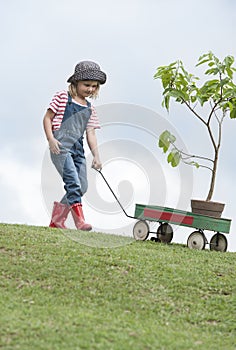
[43,61,106,231]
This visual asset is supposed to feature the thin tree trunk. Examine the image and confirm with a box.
[206,150,218,201]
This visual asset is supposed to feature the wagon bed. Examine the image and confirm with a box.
[135,203,231,233]
[133,203,231,251]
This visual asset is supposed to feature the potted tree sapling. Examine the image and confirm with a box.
[154,51,236,217]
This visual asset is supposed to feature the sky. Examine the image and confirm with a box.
[0,0,236,251]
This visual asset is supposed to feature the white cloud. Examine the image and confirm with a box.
[0,148,48,226]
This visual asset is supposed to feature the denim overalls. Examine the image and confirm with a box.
[50,93,92,205]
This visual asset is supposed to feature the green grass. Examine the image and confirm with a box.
[0,223,235,350]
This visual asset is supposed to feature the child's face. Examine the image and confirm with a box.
[76,80,98,98]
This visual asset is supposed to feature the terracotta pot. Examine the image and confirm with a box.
[191,199,225,218]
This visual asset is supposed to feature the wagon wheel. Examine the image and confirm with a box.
[187,231,206,250]
[157,223,173,243]
[133,220,149,241]
[210,233,228,252]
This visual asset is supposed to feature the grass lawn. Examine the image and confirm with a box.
[0,223,235,350]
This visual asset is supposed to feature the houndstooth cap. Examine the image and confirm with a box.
[67,61,107,84]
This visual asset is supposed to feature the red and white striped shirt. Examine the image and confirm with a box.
[48,90,101,131]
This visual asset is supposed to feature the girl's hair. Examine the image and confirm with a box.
[68,81,100,99]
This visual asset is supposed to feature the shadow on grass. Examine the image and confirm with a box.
[62,228,134,248]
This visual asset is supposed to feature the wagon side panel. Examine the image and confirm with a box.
[134,203,231,233]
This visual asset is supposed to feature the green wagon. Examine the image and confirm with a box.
[133,203,231,252]
[97,170,232,252]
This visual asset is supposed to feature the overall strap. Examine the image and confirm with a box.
[67,92,72,104]
[87,100,91,107]
[67,91,91,108]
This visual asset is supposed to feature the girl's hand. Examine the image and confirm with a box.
[92,156,102,170]
[49,137,61,154]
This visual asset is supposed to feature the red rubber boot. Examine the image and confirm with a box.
[70,203,92,231]
[49,201,70,229]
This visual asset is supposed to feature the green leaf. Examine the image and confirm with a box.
[164,95,170,111]
[168,89,188,101]
[198,52,210,61]
[190,95,197,103]
[226,67,233,79]
[224,55,234,68]
[220,77,230,87]
[196,94,209,106]
[189,161,200,168]
[208,61,215,67]
[196,58,211,67]
[230,108,236,119]
[167,150,181,167]
[158,131,170,153]
[158,131,176,153]
[205,68,220,75]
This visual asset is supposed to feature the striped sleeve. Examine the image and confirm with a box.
[48,90,68,131]
[86,105,101,129]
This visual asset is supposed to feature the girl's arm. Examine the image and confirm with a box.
[86,128,102,170]
[43,109,61,154]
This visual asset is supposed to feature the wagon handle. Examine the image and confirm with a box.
[94,169,135,219]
